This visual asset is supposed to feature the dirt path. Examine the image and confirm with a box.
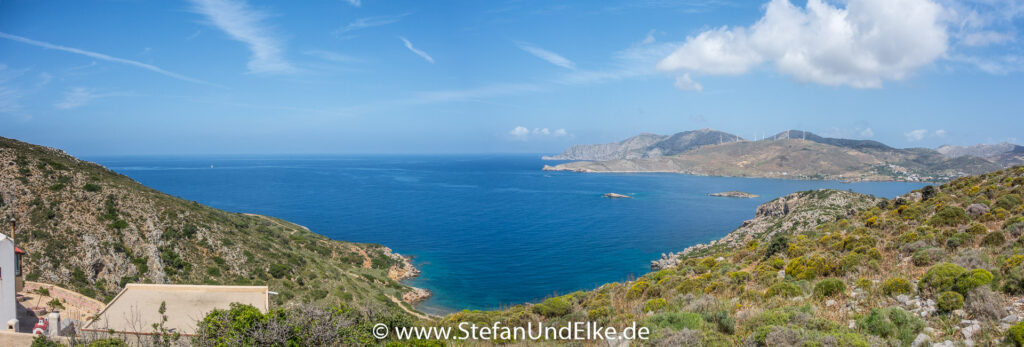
[388,295,432,320]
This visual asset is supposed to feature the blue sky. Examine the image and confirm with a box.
[1,0,1023,155]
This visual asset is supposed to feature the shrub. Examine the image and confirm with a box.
[931,206,969,227]
[702,310,735,335]
[965,287,1006,320]
[912,248,944,267]
[922,186,937,201]
[966,223,987,234]
[953,268,993,295]
[533,297,572,317]
[982,231,1006,247]
[627,281,650,298]
[1010,321,1024,346]
[882,278,914,296]
[996,194,1023,211]
[858,307,925,346]
[646,312,704,331]
[83,183,101,192]
[920,263,966,293]
[764,235,789,260]
[936,291,964,312]
[268,264,289,279]
[644,298,668,312]
[1004,268,1024,295]
[765,282,802,298]
[813,278,846,298]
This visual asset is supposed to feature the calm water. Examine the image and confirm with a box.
[89,155,925,314]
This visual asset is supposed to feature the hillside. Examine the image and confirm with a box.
[431,167,1024,345]
[541,128,738,160]
[544,129,1012,182]
[0,137,427,314]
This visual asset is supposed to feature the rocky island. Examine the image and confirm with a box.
[603,192,632,199]
[709,191,760,198]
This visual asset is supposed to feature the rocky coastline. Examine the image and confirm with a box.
[709,191,759,198]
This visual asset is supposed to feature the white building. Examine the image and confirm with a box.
[0,232,26,331]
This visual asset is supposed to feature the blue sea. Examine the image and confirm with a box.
[88,155,925,314]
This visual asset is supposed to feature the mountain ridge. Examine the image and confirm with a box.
[544,129,1024,182]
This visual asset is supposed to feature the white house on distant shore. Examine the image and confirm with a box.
[1,233,26,331]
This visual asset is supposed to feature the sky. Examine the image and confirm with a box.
[1,0,1023,156]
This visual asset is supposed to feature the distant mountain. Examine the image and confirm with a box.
[542,128,742,160]
[938,142,1023,159]
[544,129,1017,182]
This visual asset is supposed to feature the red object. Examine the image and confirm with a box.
[14,247,25,254]
[33,319,48,335]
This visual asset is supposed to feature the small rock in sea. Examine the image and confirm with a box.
[709,191,760,198]
[603,193,632,199]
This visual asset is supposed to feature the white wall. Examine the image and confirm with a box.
[0,234,16,328]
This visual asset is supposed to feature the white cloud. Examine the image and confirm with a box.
[657,0,949,88]
[399,37,435,63]
[934,129,947,137]
[860,127,874,138]
[345,0,361,7]
[189,0,294,74]
[510,126,530,137]
[517,42,576,69]
[54,87,131,110]
[905,129,929,142]
[0,32,214,85]
[509,126,570,140]
[673,73,703,92]
[337,14,408,34]
[642,29,657,44]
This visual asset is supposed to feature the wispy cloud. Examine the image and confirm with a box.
[399,37,434,63]
[344,0,361,7]
[53,87,132,110]
[0,32,214,86]
[408,83,542,104]
[336,13,408,34]
[516,42,575,69]
[189,0,294,74]
[303,50,359,63]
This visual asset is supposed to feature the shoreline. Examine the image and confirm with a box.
[542,164,947,183]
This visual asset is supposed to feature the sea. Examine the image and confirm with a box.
[87,154,926,315]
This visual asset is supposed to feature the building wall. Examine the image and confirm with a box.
[0,234,17,329]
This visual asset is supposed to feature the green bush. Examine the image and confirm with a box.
[83,183,102,192]
[930,206,969,227]
[937,291,964,312]
[268,264,289,279]
[763,235,789,260]
[858,307,925,346]
[996,194,1023,211]
[920,263,966,293]
[1004,268,1024,295]
[1009,321,1024,346]
[982,231,1006,247]
[813,278,846,298]
[765,282,802,298]
[953,268,993,295]
[882,277,914,296]
[646,312,704,331]
[912,248,944,267]
[966,223,987,234]
[644,298,668,312]
[533,297,572,317]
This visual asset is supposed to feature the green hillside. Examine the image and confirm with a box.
[0,137,425,315]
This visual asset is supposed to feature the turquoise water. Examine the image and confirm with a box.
[89,155,926,314]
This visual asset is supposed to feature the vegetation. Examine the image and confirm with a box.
[0,136,424,311]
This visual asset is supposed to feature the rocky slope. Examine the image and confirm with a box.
[0,136,427,312]
[435,167,1024,345]
[544,129,1012,182]
[541,128,739,160]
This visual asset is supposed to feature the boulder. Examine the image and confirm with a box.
[966,204,989,217]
